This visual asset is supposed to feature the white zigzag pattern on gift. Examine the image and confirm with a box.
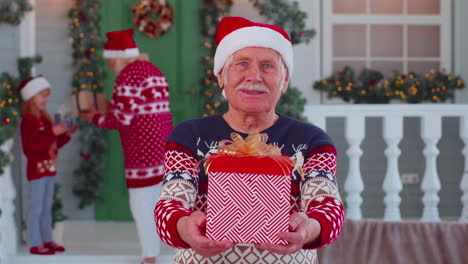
[206,172,291,245]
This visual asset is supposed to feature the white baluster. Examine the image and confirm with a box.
[383,115,403,221]
[460,115,468,222]
[0,138,17,262]
[421,115,442,221]
[344,115,365,220]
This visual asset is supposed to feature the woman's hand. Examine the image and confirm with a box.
[255,212,321,255]
[52,121,68,135]
[66,125,79,136]
[78,106,98,123]
[177,211,235,257]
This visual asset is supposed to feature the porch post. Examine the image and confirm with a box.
[383,115,403,221]
[421,115,442,221]
[344,115,365,219]
[460,115,468,222]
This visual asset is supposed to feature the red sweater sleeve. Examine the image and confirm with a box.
[155,142,200,248]
[57,134,71,149]
[20,114,56,159]
[92,110,123,130]
[300,145,345,249]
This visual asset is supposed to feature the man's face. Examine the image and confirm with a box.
[107,58,127,75]
[218,47,288,115]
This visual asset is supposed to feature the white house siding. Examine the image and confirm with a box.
[0,25,19,74]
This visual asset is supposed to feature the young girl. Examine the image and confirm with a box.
[19,76,76,255]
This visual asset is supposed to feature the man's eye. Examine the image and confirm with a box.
[263,64,272,68]
[238,61,248,66]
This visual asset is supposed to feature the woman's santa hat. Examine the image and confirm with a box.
[214,16,293,78]
[18,76,51,101]
[103,29,140,59]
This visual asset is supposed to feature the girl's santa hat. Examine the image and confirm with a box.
[213,16,293,78]
[18,76,51,101]
[103,29,140,59]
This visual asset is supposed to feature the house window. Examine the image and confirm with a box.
[322,0,451,77]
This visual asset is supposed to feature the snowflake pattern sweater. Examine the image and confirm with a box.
[20,113,70,181]
[155,113,344,264]
[92,61,173,188]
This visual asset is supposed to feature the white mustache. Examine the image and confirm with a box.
[235,83,270,93]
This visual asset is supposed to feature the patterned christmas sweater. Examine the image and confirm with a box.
[20,113,70,181]
[92,60,173,188]
[155,113,344,264]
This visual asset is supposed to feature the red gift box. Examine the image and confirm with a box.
[206,155,292,245]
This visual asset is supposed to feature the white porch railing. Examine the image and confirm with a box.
[305,104,468,222]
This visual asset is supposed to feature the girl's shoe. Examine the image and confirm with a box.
[44,241,66,252]
[140,257,157,264]
[29,246,55,255]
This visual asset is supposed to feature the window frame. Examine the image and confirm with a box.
[322,0,452,77]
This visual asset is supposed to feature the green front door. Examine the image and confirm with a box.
[96,0,203,220]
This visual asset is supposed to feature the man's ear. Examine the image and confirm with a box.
[281,76,290,94]
[217,72,224,88]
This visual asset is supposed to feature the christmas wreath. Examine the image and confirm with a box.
[132,0,174,39]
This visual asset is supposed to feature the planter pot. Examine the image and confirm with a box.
[52,221,65,245]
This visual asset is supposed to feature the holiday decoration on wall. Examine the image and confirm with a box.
[200,0,233,117]
[69,0,106,209]
[249,0,315,45]
[200,0,312,120]
[0,0,32,25]
[0,56,41,173]
[313,66,465,104]
[132,0,174,39]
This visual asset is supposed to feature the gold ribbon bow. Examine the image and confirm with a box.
[203,132,303,178]
[217,132,282,157]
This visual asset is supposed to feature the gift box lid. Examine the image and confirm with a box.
[207,155,293,176]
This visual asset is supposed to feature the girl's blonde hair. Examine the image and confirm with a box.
[21,88,52,121]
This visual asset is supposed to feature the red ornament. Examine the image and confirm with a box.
[80,152,91,160]
[78,11,87,22]
[3,117,10,124]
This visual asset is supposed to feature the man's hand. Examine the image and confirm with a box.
[255,212,321,255]
[177,211,235,257]
[78,106,98,123]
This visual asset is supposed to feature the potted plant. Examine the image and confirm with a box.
[52,183,67,245]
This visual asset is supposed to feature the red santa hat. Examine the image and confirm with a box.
[103,29,140,59]
[18,76,51,101]
[214,16,293,78]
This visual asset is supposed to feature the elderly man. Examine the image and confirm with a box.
[80,29,173,264]
[155,17,344,264]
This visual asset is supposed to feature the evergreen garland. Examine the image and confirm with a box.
[0,56,41,174]
[249,0,315,45]
[200,0,232,117]
[69,0,106,209]
[313,66,465,104]
[52,183,68,226]
[0,0,32,25]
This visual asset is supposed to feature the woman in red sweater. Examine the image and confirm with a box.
[19,76,76,255]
